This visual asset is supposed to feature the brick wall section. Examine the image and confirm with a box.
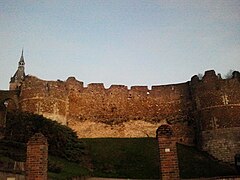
[26,133,48,180]
[201,127,240,163]
[19,75,193,138]
[16,70,240,163]
[172,123,195,145]
[157,124,180,180]
[191,70,240,163]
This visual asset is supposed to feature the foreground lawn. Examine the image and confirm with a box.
[0,138,237,179]
[0,140,90,179]
[82,138,160,179]
[48,155,90,180]
[83,138,237,179]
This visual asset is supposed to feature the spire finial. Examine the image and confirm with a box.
[19,48,25,65]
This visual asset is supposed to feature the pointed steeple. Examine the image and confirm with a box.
[9,50,26,90]
[19,49,25,66]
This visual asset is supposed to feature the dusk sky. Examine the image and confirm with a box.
[1,0,240,90]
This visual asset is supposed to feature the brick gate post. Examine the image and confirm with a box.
[26,133,48,180]
[157,124,180,180]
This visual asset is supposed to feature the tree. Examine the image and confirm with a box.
[5,110,86,162]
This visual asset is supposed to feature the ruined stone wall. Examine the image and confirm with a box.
[19,76,72,125]
[191,70,240,163]
[19,75,194,139]
[16,70,240,163]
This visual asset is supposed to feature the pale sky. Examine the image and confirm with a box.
[0,0,240,90]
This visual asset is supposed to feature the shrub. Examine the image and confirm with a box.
[5,110,85,162]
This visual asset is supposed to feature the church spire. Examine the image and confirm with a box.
[9,50,26,90]
[19,49,25,66]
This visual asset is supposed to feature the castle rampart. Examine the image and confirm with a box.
[14,70,240,163]
[18,75,194,143]
[191,70,240,163]
[3,49,240,165]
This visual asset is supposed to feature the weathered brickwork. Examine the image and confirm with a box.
[26,133,48,180]
[191,70,240,163]
[4,69,239,164]
[201,127,240,163]
[157,124,180,180]
[19,75,194,140]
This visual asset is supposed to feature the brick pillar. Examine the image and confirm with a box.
[157,124,180,180]
[26,133,48,180]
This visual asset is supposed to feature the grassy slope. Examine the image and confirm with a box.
[0,138,237,179]
[83,138,237,179]
[82,138,160,179]
[48,156,90,180]
[0,139,90,180]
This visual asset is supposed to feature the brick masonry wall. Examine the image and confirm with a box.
[16,70,240,163]
[201,127,240,163]
[191,70,240,163]
[19,75,194,139]
[26,133,48,180]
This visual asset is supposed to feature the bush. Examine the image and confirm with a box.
[0,140,26,161]
[5,110,85,162]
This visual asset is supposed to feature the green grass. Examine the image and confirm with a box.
[0,138,237,179]
[0,139,90,179]
[83,138,237,179]
[48,156,90,180]
[82,138,160,179]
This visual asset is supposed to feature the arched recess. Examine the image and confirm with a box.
[0,91,19,128]
[0,98,18,128]
[3,98,18,111]
[0,90,19,110]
